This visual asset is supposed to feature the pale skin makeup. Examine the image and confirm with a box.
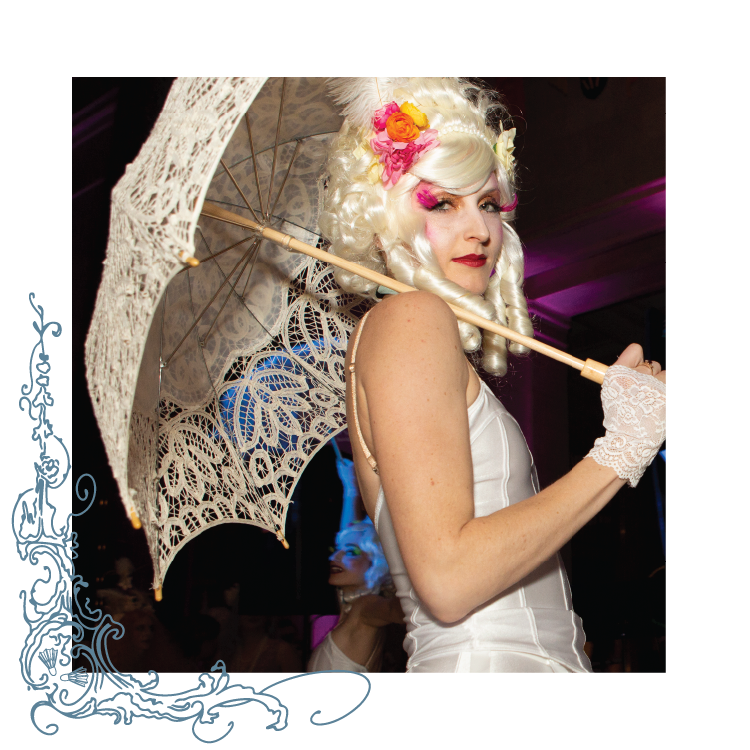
[412,174,504,296]
[345,173,666,623]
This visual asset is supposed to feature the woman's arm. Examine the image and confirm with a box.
[354,291,660,623]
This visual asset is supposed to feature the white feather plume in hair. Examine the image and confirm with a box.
[327,78,410,130]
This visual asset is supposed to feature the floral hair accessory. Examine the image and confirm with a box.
[367,101,439,190]
[493,127,517,173]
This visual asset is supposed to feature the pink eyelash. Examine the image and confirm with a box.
[416,188,438,209]
[500,194,518,212]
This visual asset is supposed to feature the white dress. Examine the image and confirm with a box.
[307,630,381,672]
[372,379,592,673]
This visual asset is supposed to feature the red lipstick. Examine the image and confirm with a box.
[452,254,487,267]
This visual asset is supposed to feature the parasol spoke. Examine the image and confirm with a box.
[220,159,261,223]
[162,243,255,368]
[245,112,266,218]
[200,239,261,347]
[268,138,301,223]
[240,234,267,300]
[195,228,259,310]
[194,226,278,340]
[178,234,256,276]
[266,78,287,221]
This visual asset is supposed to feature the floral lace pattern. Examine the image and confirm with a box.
[586,365,666,488]
[86,77,359,590]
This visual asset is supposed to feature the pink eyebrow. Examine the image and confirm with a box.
[416,187,439,209]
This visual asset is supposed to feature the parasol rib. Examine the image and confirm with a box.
[220,159,261,223]
[201,239,260,346]
[245,113,267,218]
[179,233,256,276]
[268,139,301,220]
[266,78,287,221]
[162,243,255,368]
[200,202,609,384]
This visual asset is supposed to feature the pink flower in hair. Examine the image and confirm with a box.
[373,101,401,130]
[370,128,439,190]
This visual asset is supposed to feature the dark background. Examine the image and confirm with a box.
[73,78,665,672]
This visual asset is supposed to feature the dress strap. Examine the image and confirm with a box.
[363,627,386,671]
[349,310,379,475]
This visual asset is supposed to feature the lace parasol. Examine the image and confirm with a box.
[86,78,368,595]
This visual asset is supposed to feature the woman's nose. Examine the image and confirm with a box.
[464,207,490,243]
[329,549,343,562]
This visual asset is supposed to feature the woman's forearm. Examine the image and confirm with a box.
[417,459,624,623]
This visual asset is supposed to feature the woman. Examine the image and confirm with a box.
[319,78,666,673]
[307,518,403,672]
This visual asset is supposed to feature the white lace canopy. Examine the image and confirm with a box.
[86,78,366,592]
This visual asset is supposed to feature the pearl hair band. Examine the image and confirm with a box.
[439,124,495,147]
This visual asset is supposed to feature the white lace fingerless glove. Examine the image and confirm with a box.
[586,365,666,488]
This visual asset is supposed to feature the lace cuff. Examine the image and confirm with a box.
[586,365,666,488]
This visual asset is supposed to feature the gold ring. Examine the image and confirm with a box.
[641,360,654,375]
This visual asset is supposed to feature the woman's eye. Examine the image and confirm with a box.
[346,547,362,556]
[429,199,453,212]
[480,200,501,213]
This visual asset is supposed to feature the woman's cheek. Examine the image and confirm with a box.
[424,220,449,245]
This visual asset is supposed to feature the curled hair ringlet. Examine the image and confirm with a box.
[320,78,533,375]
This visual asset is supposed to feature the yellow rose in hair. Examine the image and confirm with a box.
[400,102,430,129]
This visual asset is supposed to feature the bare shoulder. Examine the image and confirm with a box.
[354,291,463,372]
[367,290,458,333]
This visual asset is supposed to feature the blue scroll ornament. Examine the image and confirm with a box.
[14,293,370,742]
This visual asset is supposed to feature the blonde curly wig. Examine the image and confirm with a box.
[319,77,533,376]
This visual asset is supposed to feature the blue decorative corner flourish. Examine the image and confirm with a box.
[15,294,371,742]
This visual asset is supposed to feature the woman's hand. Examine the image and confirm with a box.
[613,343,666,384]
[586,343,666,488]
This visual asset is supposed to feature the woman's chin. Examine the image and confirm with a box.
[447,269,490,296]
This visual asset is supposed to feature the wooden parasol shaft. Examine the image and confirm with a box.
[200,203,608,384]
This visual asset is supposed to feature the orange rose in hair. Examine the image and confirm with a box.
[386,112,420,142]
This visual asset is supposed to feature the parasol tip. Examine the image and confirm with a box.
[154,587,163,602]
[178,250,200,267]
[130,511,142,530]
[275,529,290,550]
